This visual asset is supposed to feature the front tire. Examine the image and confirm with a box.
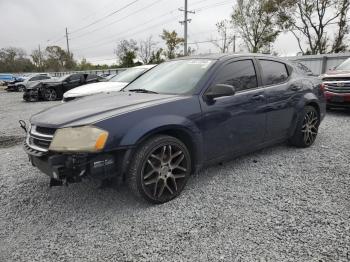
[289,105,320,148]
[127,135,191,204]
[43,88,58,101]
[17,85,25,92]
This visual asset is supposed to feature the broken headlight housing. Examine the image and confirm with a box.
[49,126,109,153]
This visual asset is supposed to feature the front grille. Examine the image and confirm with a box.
[26,125,56,153]
[36,126,56,135]
[323,77,350,82]
[30,137,51,149]
[324,79,350,93]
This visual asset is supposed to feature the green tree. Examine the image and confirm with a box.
[149,48,165,64]
[115,39,138,67]
[160,30,184,59]
[231,0,280,53]
[0,47,35,72]
[44,46,76,71]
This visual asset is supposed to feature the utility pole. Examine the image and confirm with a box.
[233,35,236,53]
[179,0,195,56]
[65,27,70,56]
[38,44,42,71]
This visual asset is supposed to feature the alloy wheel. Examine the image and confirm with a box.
[141,144,189,201]
[45,89,57,101]
[301,110,319,146]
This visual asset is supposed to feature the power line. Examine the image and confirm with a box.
[70,0,165,40]
[70,0,140,34]
[72,0,233,53]
[71,14,182,52]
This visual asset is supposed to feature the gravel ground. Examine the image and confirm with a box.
[0,91,349,262]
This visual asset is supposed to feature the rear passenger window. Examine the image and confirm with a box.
[215,60,258,92]
[70,74,82,81]
[259,60,289,85]
[30,76,40,81]
[86,74,98,81]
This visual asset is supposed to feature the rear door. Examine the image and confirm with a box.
[200,59,267,160]
[258,59,297,141]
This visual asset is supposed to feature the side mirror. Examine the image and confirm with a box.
[205,84,236,100]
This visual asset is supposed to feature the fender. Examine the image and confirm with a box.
[117,115,204,174]
[288,92,320,137]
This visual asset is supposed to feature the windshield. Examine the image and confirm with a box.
[109,68,148,83]
[336,58,350,70]
[124,59,214,94]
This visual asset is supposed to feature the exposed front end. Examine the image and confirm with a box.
[24,125,121,186]
[323,77,350,108]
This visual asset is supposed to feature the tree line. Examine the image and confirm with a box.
[1,0,349,73]
[0,29,185,73]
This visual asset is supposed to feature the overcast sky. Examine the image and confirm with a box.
[1,0,308,64]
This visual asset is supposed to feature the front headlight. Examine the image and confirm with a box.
[49,126,109,152]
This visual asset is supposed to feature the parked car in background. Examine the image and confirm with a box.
[24,54,325,204]
[6,73,51,92]
[62,65,155,102]
[321,58,350,109]
[0,73,15,85]
[103,73,117,81]
[23,73,100,101]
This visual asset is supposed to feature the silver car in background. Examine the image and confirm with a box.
[62,65,156,102]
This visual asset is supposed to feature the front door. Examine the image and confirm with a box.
[200,59,267,161]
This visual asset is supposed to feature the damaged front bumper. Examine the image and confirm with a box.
[26,150,118,186]
[24,137,123,186]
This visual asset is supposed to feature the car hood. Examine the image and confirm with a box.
[30,92,186,127]
[322,70,350,79]
[63,81,128,98]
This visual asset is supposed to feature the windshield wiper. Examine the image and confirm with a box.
[127,89,158,94]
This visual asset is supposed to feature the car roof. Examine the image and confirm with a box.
[178,53,287,62]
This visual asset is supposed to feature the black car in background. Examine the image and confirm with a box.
[23,73,100,101]
[24,54,326,203]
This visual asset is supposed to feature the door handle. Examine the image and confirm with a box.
[290,85,302,91]
[251,94,265,101]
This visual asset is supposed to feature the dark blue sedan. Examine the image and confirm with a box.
[24,54,326,203]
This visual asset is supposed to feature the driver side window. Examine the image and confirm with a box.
[214,59,258,92]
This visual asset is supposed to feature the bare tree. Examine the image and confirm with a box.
[210,20,234,53]
[138,36,157,64]
[31,49,44,70]
[276,0,350,54]
[332,0,350,53]
[231,0,280,53]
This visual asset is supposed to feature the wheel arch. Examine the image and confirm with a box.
[120,124,203,178]
[305,101,320,118]
[288,93,321,138]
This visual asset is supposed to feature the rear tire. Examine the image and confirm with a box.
[126,135,191,204]
[289,106,320,148]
